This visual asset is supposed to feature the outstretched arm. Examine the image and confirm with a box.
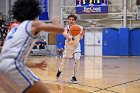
[31,17,64,35]
[63,28,72,42]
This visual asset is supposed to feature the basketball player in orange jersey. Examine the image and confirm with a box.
[0,0,64,93]
[56,14,85,83]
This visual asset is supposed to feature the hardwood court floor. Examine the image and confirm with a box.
[1,56,140,93]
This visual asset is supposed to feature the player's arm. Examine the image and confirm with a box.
[31,21,64,35]
[63,27,72,39]
[80,26,85,39]
[31,16,64,35]
[26,59,48,69]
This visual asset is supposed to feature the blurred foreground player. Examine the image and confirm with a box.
[0,0,64,93]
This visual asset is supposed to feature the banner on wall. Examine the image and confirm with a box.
[39,0,49,20]
[76,0,108,14]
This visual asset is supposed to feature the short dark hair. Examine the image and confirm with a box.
[12,0,42,22]
[68,14,77,20]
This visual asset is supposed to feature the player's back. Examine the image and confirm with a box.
[0,21,35,62]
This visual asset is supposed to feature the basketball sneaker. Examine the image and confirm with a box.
[71,76,77,84]
[56,70,62,79]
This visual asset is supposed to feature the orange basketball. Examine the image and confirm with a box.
[70,25,81,36]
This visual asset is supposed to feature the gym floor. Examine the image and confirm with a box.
[1,56,140,93]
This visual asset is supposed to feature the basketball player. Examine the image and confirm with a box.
[56,14,84,83]
[0,0,64,93]
[8,20,19,31]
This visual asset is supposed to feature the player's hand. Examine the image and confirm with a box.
[80,31,85,36]
[37,59,48,70]
[52,16,62,26]
[66,34,72,42]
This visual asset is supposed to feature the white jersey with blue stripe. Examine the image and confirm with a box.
[63,25,83,59]
[0,21,35,60]
[0,21,39,93]
[65,25,83,46]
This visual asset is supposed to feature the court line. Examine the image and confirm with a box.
[50,80,103,92]
[93,78,140,93]
[44,78,140,93]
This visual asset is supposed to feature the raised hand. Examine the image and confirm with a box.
[52,16,62,26]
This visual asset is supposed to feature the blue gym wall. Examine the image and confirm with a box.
[130,28,140,56]
[80,37,84,55]
[103,28,119,56]
[103,28,140,56]
[119,28,129,56]
[56,34,65,49]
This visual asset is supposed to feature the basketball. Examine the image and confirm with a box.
[70,25,81,36]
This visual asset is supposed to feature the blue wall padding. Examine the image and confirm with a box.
[102,28,119,56]
[56,34,65,48]
[130,28,140,56]
[80,37,84,55]
[119,28,129,56]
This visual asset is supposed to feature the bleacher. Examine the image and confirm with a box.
[30,49,51,56]
[29,38,51,56]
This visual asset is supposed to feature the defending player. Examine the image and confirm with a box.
[0,0,64,93]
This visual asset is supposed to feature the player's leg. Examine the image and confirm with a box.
[0,77,17,93]
[0,59,48,93]
[0,77,50,93]
[56,49,59,58]
[71,52,81,83]
[25,81,50,93]
[56,57,69,79]
[56,45,73,79]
